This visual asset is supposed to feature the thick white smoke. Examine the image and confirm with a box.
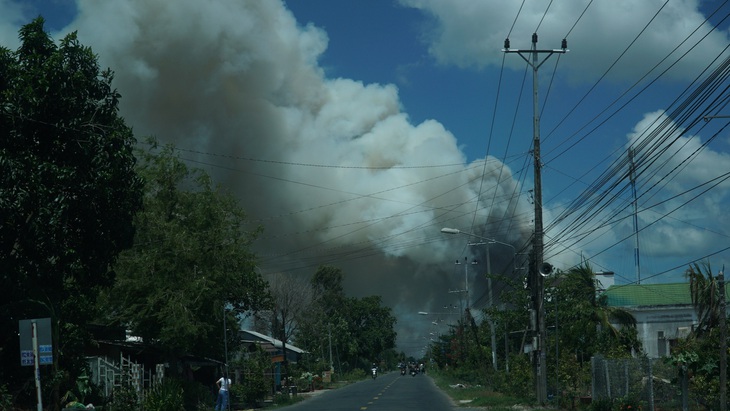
[11,0,532,354]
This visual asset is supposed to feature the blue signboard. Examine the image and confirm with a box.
[18,319,53,367]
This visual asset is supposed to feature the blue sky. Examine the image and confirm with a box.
[3,0,730,354]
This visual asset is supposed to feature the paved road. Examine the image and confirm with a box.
[282,372,484,411]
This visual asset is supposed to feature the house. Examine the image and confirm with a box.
[238,330,306,364]
[237,330,307,392]
[603,283,697,358]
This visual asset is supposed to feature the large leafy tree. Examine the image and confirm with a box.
[341,295,397,367]
[295,266,346,362]
[0,18,143,404]
[549,263,639,358]
[296,265,397,372]
[103,141,271,364]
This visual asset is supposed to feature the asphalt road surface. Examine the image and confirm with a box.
[282,372,483,411]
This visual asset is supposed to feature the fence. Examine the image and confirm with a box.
[87,354,165,401]
[591,355,699,411]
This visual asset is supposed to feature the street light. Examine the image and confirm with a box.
[441,227,520,371]
[440,228,519,271]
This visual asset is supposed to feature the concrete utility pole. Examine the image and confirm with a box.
[719,266,727,411]
[503,33,567,405]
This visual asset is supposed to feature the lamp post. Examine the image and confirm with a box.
[441,227,519,371]
[440,228,518,272]
[454,257,478,309]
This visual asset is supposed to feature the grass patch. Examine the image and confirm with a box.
[430,371,534,409]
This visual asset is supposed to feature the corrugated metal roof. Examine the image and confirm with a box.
[239,330,306,354]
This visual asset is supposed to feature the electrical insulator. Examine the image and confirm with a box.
[532,33,538,44]
[504,38,510,49]
[561,38,567,50]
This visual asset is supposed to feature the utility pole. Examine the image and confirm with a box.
[719,266,726,411]
[503,33,567,405]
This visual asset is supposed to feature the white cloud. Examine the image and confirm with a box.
[399,0,730,82]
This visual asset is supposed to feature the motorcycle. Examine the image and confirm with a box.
[400,367,406,376]
[371,368,377,379]
[410,367,417,377]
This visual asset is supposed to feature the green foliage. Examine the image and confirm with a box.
[686,261,722,337]
[108,383,139,411]
[143,379,185,411]
[0,16,143,405]
[616,395,644,411]
[499,354,533,398]
[430,367,532,409]
[666,260,728,409]
[589,397,615,411]
[339,368,366,381]
[179,379,214,411]
[271,387,306,407]
[105,139,271,360]
[548,263,639,360]
[295,265,398,373]
[61,372,96,407]
[233,346,271,405]
[667,331,723,409]
[0,383,12,410]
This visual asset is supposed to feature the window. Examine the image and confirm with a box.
[657,331,666,357]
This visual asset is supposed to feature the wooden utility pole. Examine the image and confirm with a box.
[503,33,567,404]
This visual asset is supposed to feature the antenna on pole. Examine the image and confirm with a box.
[629,148,641,284]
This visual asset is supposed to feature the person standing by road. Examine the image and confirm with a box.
[215,374,232,411]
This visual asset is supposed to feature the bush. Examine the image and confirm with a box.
[617,395,644,411]
[108,383,139,411]
[589,397,614,411]
[142,379,184,411]
[179,379,214,411]
[0,383,12,411]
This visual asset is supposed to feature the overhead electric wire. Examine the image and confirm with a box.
[546,50,730,252]
[544,0,728,158]
[544,38,730,259]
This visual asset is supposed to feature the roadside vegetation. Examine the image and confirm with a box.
[1,17,728,411]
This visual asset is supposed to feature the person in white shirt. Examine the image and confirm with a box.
[215,374,232,411]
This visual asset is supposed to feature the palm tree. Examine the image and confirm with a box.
[555,262,638,356]
[686,261,722,337]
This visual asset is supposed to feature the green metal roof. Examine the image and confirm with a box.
[603,283,692,307]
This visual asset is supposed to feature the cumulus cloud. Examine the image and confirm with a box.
[399,0,730,82]
[625,111,730,259]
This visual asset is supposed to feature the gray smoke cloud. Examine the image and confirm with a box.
[64,0,532,355]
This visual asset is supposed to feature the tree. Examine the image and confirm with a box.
[295,265,397,373]
[0,18,143,406]
[103,140,271,364]
[550,263,639,359]
[686,261,723,337]
[544,263,639,407]
[296,266,348,370]
[665,261,727,409]
[255,272,312,380]
[341,295,397,368]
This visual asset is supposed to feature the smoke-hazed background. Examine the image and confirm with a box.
[3,0,730,355]
[61,0,532,353]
